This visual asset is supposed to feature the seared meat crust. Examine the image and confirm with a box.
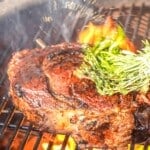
[8,43,139,149]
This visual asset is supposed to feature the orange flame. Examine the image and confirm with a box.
[78,16,136,53]
[78,21,103,45]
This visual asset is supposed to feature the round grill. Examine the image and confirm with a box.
[0,2,149,150]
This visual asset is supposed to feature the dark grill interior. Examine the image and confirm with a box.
[0,2,150,150]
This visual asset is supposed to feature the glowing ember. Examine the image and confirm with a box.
[78,21,103,45]
[78,16,118,45]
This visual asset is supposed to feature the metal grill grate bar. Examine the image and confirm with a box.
[124,4,134,32]
[46,141,54,150]
[131,4,144,42]
[7,114,24,149]
[32,132,43,150]
[19,124,33,150]
[144,15,150,38]
[61,134,70,150]
[0,106,15,135]
[0,99,7,113]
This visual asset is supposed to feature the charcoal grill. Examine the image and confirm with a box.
[0,1,150,150]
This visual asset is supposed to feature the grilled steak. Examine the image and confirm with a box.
[7,42,147,149]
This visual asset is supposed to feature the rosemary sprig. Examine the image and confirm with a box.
[75,40,150,95]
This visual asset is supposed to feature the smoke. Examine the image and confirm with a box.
[44,0,99,43]
[0,1,47,51]
[0,0,103,51]
[4,13,28,51]
[0,5,29,51]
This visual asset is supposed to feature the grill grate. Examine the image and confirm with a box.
[0,96,75,150]
[0,3,150,150]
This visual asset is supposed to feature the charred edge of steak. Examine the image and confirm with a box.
[46,49,82,68]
